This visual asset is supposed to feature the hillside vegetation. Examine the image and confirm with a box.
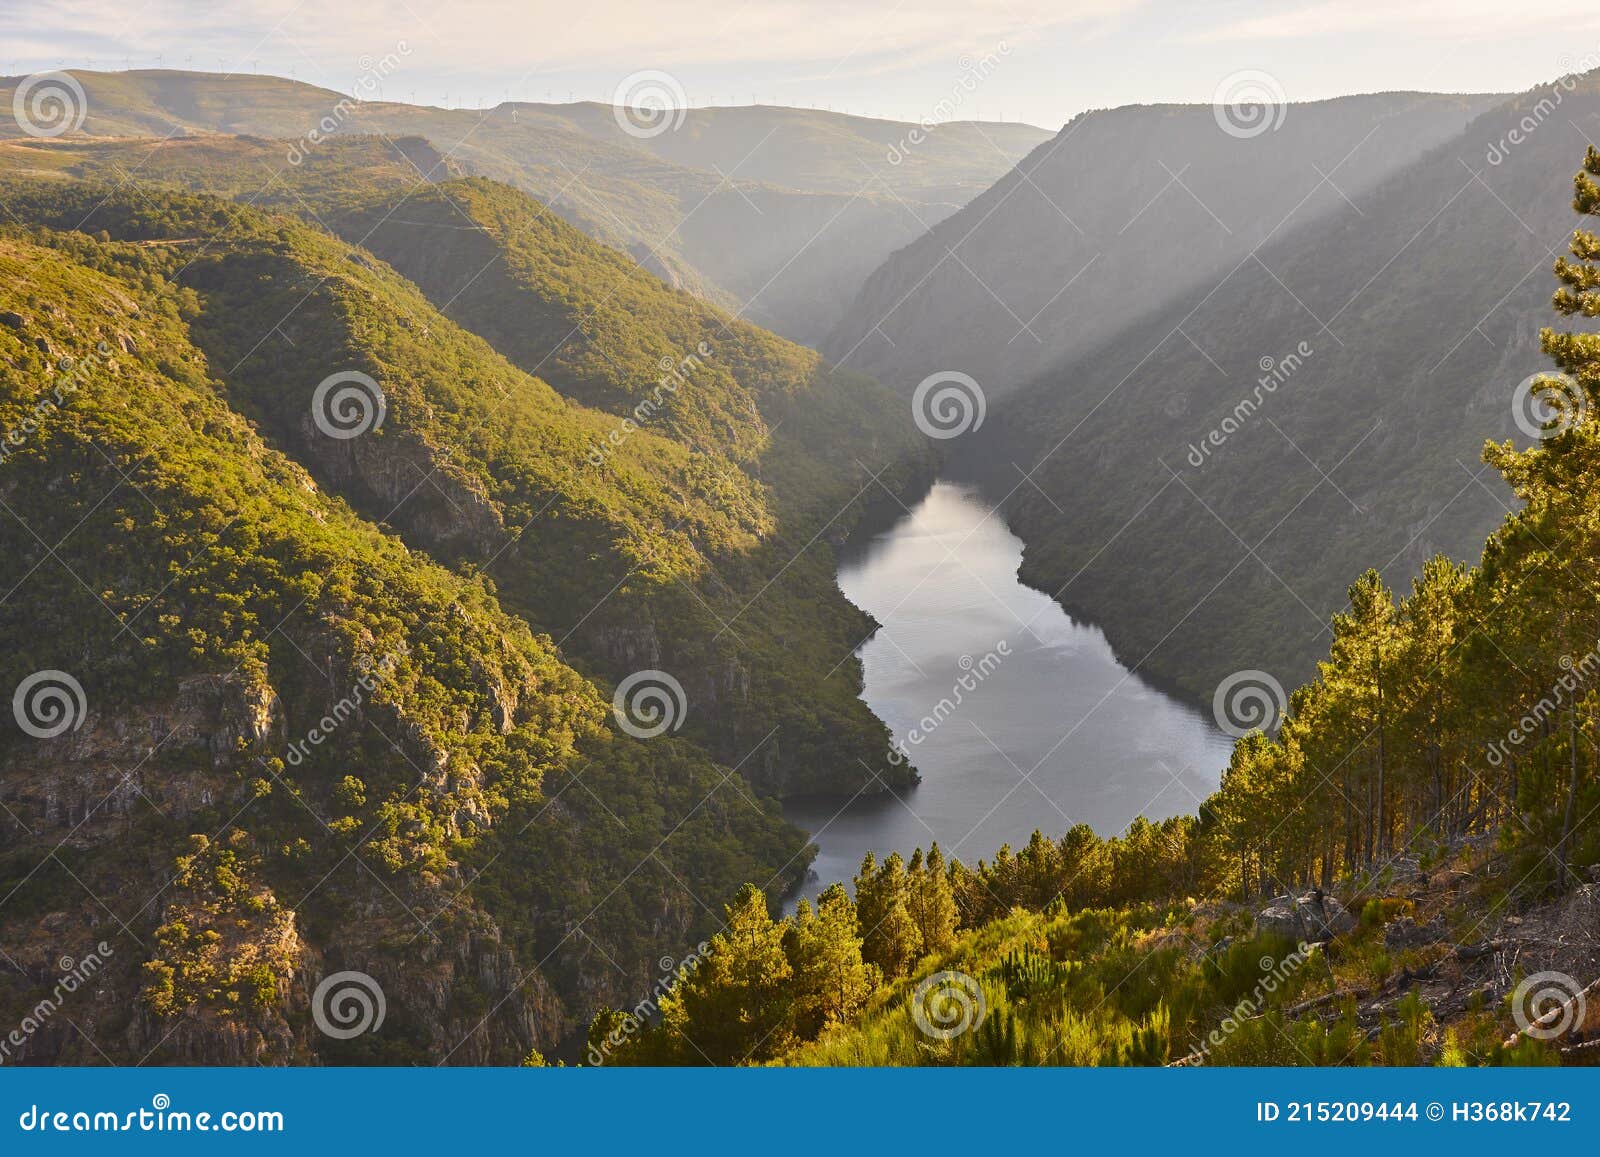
[0,98,942,1065]
[0,166,933,796]
[594,149,1600,1067]
[826,91,1504,397]
[970,72,1600,701]
[0,70,1048,344]
[0,230,803,1063]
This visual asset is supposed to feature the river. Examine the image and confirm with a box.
[783,481,1235,908]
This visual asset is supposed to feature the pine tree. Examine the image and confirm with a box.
[657,884,795,1064]
[785,884,878,1034]
[1322,569,1399,866]
[855,851,921,977]
[910,844,960,956]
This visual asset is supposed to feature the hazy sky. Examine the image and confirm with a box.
[5,0,1600,128]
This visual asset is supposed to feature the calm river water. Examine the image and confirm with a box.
[783,481,1234,907]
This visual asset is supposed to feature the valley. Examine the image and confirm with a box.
[785,481,1231,907]
[3,52,1600,1074]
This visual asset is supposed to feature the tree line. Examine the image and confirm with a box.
[589,146,1600,1067]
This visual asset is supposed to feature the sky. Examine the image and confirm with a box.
[4,0,1600,129]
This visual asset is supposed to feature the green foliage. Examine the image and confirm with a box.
[786,884,879,1036]
[856,852,922,978]
[995,947,1074,1000]
[0,162,931,798]
[654,885,797,1064]
[0,223,806,1061]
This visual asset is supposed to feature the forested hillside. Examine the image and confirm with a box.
[0,161,934,797]
[0,229,805,1063]
[591,147,1600,1068]
[969,72,1600,701]
[0,101,942,1060]
[826,91,1503,396]
[0,70,1048,344]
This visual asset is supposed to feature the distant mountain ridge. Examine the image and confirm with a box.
[947,73,1600,700]
[0,69,1050,345]
[825,91,1508,397]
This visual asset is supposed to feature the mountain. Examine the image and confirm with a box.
[825,91,1506,398]
[955,72,1600,701]
[0,158,937,797]
[0,225,805,1063]
[0,70,1050,345]
[0,92,953,1060]
[534,101,1053,204]
[595,131,1600,1066]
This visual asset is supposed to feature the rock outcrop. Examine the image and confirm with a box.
[1256,891,1357,943]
